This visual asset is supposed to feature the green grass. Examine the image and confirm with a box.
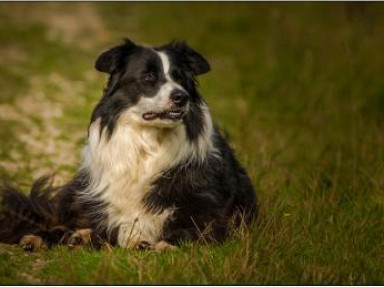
[0,2,383,284]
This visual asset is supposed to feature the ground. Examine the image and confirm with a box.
[0,2,383,284]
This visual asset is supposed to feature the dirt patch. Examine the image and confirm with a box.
[20,271,42,285]
[0,73,88,182]
[0,45,27,72]
[41,3,110,49]
[1,2,110,49]
[0,2,107,182]
[19,257,51,284]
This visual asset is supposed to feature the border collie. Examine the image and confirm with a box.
[0,39,257,251]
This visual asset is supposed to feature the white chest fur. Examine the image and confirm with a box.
[80,108,214,247]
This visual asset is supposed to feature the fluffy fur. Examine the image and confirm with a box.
[0,39,257,249]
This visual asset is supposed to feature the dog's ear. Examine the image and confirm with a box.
[95,38,136,74]
[166,41,211,76]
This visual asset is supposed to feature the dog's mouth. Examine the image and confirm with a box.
[142,109,185,121]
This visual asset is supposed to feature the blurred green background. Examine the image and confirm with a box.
[0,2,383,284]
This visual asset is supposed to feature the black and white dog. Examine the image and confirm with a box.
[0,39,257,251]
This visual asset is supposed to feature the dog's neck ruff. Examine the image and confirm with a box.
[83,102,215,178]
[79,103,216,246]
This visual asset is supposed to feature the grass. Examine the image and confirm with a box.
[0,2,383,284]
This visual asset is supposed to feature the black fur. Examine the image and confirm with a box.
[144,133,256,245]
[158,41,211,76]
[0,38,257,249]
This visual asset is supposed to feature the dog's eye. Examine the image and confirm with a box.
[143,72,156,82]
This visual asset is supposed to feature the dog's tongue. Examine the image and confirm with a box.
[143,112,158,120]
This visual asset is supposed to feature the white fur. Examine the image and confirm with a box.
[80,102,216,248]
[158,51,170,75]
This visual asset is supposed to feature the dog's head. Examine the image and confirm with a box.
[93,38,210,132]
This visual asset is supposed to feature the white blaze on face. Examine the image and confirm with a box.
[155,51,184,103]
[158,51,171,77]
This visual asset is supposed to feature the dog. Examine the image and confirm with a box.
[0,39,257,251]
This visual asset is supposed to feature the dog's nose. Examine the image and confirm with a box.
[171,89,188,107]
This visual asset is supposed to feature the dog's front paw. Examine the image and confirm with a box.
[67,228,92,248]
[20,235,48,252]
[155,240,177,251]
[135,241,155,251]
